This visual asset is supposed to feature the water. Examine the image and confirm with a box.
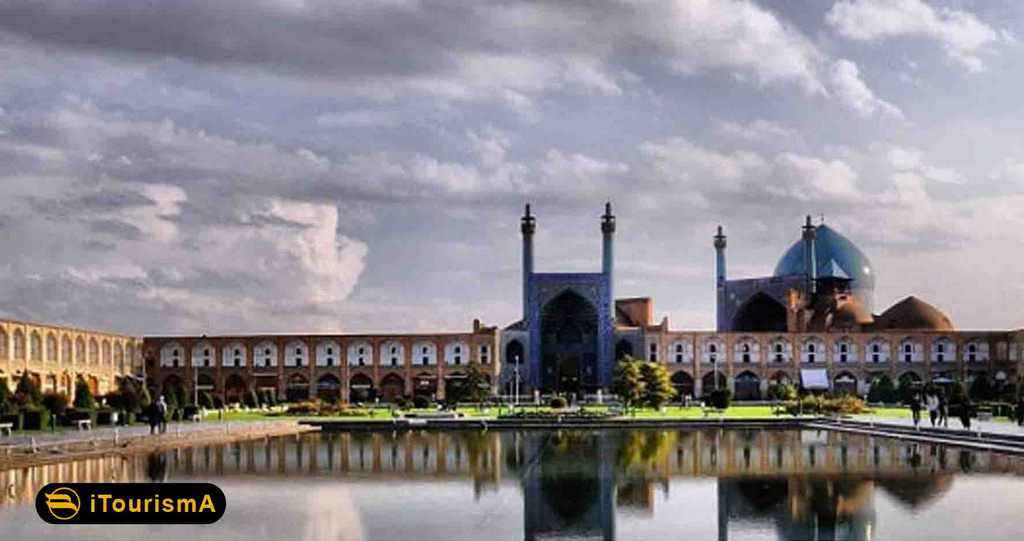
[3,427,1024,541]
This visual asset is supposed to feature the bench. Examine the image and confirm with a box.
[74,419,92,431]
[0,422,12,437]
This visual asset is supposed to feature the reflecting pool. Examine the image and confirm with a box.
[3,428,1024,540]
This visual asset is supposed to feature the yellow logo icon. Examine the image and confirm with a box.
[44,487,80,521]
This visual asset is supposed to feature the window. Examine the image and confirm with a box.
[709,344,717,353]
[454,346,461,354]
[480,345,489,363]
[742,344,750,363]
[422,356,429,365]
[327,347,333,355]
[649,343,658,362]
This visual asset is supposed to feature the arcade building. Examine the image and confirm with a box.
[5,204,1023,405]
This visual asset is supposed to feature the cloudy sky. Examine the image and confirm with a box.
[1,0,1022,335]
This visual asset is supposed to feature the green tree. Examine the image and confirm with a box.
[41,391,69,417]
[612,356,644,414]
[640,361,676,409]
[73,377,96,409]
[14,373,43,408]
[463,361,490,408]
[969,375,996,401]
[0,379,12,414]
[867,375,897,403]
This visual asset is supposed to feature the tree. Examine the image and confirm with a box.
[612,356,644,414]
[969,375,996,401]
[0,379,12,415]
[867,375,897,403]
[74,377,96,409]
[41,391,69,417]
[463,361,490,408]
[14,373,43,408]
[640,361,676,409]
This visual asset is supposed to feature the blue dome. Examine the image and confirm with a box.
[773,224,876,308]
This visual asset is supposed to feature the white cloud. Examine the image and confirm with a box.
[887,145,963,184]
[716,119,796,141]
[826,0,1005,72]
[639,137,767,185]
[828,59,904,119]
[989,158,1024,188]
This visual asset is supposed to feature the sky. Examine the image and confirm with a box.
[0,0,1023,335]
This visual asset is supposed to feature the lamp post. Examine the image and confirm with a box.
[513,355,521,411]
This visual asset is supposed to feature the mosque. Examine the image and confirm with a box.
[4,204,1023,404]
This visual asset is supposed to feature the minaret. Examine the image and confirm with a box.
[521,203,536,321]
[802,214,817,295]
[714,225,727,330]
[601,202,616,315]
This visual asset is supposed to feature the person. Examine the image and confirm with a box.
[156,395,168,434]
[147,400,160,435]
[926,391,940,427]
[959,398,972,430]
[909,392,922,428]
[1015,395,1024,427]
[938,392,949,428]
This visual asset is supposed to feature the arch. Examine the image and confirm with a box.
[192,341,214,367]
[701,371,727,396]
[411,341,437,367]
[0,327,7,359]
[731,292,787,332]
[347,341,373,367]
[88,338,99,364]
[963,339,989,363]
[317,340,341,367]
[160,341,183,368]
[29,331,42,361]
[222,341,247,368]
[285,372,309,401]
[224,374,248,403]
[700,336,725,365]
[379,340,404,368]
[160,374,186,403]
[670,371,694,399]
[284,340,307,367]
[316,374,342,401]
[898,337,923,363]
[540,289,598,393]
[379,373,405,402]
[734,337,760,364]
[768,337,791,364]
[833,337,857,364]
[505,339,525,365]
[866,337,890,364]
[931,336,956,363]
[414,372,438,398]
[102,339,112,365]
[75,337,86,365]
[114,342,124,370]
[615,339,634,361]
[801,337,825,364]
[769,370,791,384]
[60,335,72,365]
[253,341,278,368]
[444,341,470,366]
[349,373,375,403]
[834,371,857,395]
[898,371,923,388]
[12,329,25,359]
[197,373,215,387]
[669,340,693,364]
[734,370,761,401]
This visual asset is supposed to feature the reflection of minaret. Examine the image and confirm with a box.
[522,431,616,541]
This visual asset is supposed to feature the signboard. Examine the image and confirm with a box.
[800,368,830,390]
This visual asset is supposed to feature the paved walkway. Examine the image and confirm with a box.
[0,420,272,448]
[851,414,1024,436]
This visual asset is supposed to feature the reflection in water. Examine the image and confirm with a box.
[3,428,1024,540]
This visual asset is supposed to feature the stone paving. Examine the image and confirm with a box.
[851,414,1024,436]
[0,420,274,448]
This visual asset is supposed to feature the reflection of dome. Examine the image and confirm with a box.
[877,476,954,510]
[876,296,953,331]
[774,224,875,308]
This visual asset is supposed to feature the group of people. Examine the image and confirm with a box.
[908,389,953,428]
[146,395,169,435]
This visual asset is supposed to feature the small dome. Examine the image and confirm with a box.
[774,224,875,309]
[834,300,874,327]
[876,296,953,331]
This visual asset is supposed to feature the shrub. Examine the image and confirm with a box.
[867,375,897,403]
[768,382,798,401]
[0,380,13,415]
[706,389,731,410]
[393,396,410,410]
[73,377,96,410]
[285,401,319,415]
[199,391,214,409]
[243,389,260,408]
[41,391,70,418]
[549,396,568,409]
[212,394,225,409]
[14,373,43,408]
[412,395,432,409]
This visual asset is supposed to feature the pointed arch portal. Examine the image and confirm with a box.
[540,289,598,394]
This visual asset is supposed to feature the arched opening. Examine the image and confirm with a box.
[379,373,405,402]
[285,373,309,402]
[505,339,525,365]
[834,372,857,396]
[224,374,248,404]
[615,339,634,361]
[540,289,598,394]
[670,371,694,401]
[732,293,788,332]
[316,374,342,402]
[701,371,726,397]
[161,374,186,405]
[350,373,375,403]
[734,371,761,400]
[414,372,437,399]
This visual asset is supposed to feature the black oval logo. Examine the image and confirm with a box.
[36,483,225,524]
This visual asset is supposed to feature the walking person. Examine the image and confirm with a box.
[909,392,922,428]
[1015,395,1024,427]
[938,392,949,428]
[926,391,939,427]
[959,398,973,430]
[156,395,168,434]
[147,400,160,435]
